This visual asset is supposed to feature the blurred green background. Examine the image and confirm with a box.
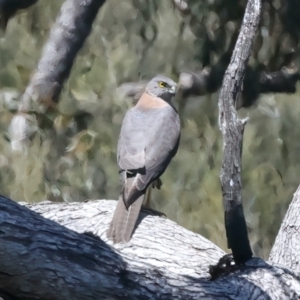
[0,0,299,259]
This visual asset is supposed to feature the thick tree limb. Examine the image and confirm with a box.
[217,0,261,264]
[0,195,300,299]
[269,184,300,272]
[8,0,106,152]
[259,70,300,94]
[0,196,125,300]
[18,0,105,112]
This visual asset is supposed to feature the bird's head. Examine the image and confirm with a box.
[145,75,177,103]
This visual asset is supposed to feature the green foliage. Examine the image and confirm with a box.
[0,0,299,258]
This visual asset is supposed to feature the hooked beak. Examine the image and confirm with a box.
[169,85,177,95]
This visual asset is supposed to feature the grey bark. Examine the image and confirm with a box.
[8,0,106,152]
[0,195,300,300]
[217,0,261,263]
[18,0,105,112]
[269,184,300,272]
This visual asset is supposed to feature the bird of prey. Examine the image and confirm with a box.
[107,75,181,243]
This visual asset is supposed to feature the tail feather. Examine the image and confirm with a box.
[107,177,144,243]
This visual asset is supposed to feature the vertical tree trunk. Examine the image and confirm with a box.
[217,0,261,264]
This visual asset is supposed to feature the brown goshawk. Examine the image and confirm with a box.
[107,75,181,243]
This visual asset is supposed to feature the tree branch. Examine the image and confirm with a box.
[0,195,300,299]
[217,0,261,264]
[118,67,300,108]
[19,0,105,112]
[8,0,106,152]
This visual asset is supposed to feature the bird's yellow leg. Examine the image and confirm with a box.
[141,186,166,217]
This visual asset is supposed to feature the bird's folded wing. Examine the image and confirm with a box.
[117,109,146,171]
[141,106,180,185]
[118,105,180,194]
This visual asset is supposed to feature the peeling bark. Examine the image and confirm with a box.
[269,184,300,272]
[0,195,299,299]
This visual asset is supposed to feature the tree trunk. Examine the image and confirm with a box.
[0,195,299,300]
[217,0,261,264]
[269,184,300,272]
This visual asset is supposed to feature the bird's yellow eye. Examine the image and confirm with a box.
[159,81,167,88]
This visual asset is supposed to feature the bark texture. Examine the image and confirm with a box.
[18,0,105,112]
[8,0,106,152]
[0,195,300,299]
[217,0,261,263]
[269,184,300,272]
